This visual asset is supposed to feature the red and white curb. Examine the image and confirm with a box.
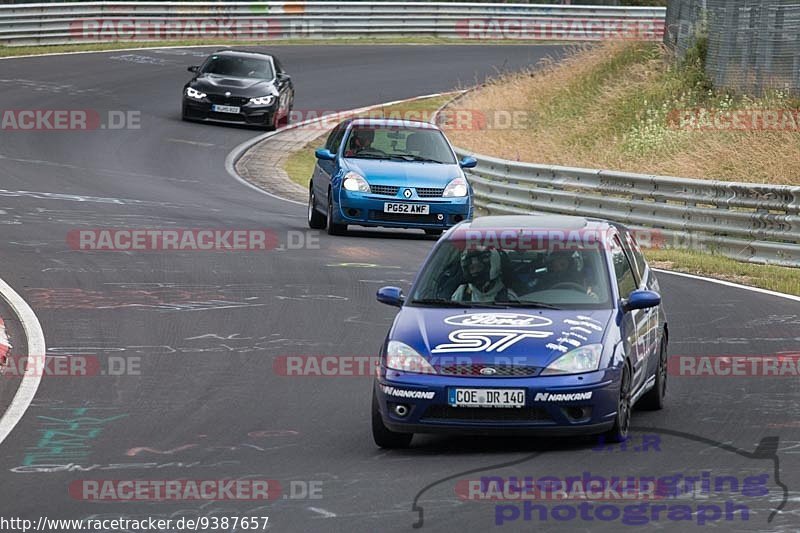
[0,276,46,446]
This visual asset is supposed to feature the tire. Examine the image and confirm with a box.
[424,229,443,236]
[639,337,668,410]
[326,193,347,236]
[604,363,632,443]
[371,390,413,449]
[308,187,326,229]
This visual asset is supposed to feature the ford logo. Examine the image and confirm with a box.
[444,313,552,328]
[479,367,497,375]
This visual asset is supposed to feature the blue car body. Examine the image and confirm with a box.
[372,215,668,446]
[307,118,474,234]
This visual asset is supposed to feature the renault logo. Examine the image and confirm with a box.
[479,367,497,376]
[403,189,413,198]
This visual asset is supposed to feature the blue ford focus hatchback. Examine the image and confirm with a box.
[372,215,669,448]
[307,118,476,235]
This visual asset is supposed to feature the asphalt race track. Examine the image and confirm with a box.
[0,45,798,532]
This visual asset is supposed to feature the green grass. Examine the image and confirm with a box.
[644,248,800,296]
[284,94,452,188]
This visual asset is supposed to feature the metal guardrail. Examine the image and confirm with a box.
[0,2,666,46]
[457,150,800,266]
[432,94,800,267]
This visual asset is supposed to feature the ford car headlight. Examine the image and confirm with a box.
[185,87,206,99]
[541,344,603,375]
[443,176,469,197]
[385,340,436,374]
[342,172,371,193]
[249,95,276,106]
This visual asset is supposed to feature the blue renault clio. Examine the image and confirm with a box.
[372,215,669,448]
[307,118,476,235]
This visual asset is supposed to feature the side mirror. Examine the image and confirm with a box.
[377,286,404,307]
[459,156,477,169]
[315,148,336,161]
[622,290,661,312]
[188,66,199,73]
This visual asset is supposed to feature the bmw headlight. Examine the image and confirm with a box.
[185,87,206,99]
[541,344,603,376]
[342,171,371,193]
[385,340,436,374]
[443,176,469,198]
[249,95,276,106]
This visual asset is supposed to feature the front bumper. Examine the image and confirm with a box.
[182,97,278,127]
[334,189,472,229]
[374,368,620,436]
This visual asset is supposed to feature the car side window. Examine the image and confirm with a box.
[624,231,648,285]
[330,127,347,154]
[273,58,284,75]
[610,235,637,298]
[325,125,342,151]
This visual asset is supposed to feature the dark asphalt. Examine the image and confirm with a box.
[0,45,798,533]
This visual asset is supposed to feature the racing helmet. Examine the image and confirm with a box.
[460,248,501,287]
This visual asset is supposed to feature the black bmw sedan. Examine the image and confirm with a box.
[182,50,294,130]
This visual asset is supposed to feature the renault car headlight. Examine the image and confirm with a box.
[443,176,469,197]
[541,344,603,375]
[185,87,206,99]
[342,172,371,193]
[385,340,436,374]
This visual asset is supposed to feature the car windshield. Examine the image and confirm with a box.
[342,125,457,164]
[200,55,274,79]
[409,232,613,309]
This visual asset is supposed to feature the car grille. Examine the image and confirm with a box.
[416,187,445,198]
[370,211,440,224]
[370,185,399,197]
[436,364,541,377]
[422,406,552,422]
[207,94,249,106]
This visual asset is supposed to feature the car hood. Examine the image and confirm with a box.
[391,308,613,370]
[189,74,277,97]
[343,159,461,188]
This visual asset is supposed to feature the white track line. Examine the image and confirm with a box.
[0,276,45,446]
[224,91,463,207]
[653,268,800,303]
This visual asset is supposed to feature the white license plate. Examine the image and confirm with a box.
[212,104,240,114]
[384,203,430,215]
[448,388,526,408]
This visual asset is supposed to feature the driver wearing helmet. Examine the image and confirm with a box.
[345,128,375,157]
[452,248,516,303]
[538,251,596,297]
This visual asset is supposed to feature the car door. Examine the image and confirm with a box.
[272,58,292,118]
[623,230,660,376]
[609,233,650,396]
[313,123,344,205]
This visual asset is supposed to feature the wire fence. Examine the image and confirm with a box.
[665,0,800,95]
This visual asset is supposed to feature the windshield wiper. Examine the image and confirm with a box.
[409,298,505,308]
[495,300,563,310]
[393,155,445,164]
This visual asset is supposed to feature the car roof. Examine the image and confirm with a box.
[451,215,615,233]
[212,49,274,60]
[348,118,440,130]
